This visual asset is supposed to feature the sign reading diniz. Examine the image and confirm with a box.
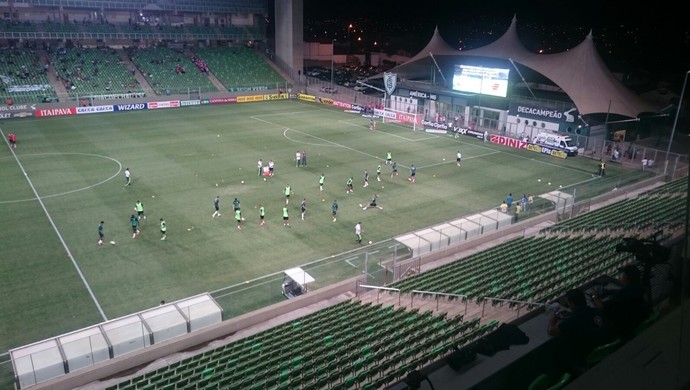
[490,134,528,150]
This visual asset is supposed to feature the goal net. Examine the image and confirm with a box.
[374,107,420,131]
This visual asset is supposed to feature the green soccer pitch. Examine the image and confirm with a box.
[0,100,653,360]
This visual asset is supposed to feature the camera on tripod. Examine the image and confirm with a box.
[615,236,670,266]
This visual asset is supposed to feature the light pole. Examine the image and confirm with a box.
[330,39,336,92]
[665,70,689,175]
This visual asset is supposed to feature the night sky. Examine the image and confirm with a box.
[301,0,690,81]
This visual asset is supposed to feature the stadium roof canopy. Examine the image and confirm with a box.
[386,16,660,119]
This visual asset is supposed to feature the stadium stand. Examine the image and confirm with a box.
[48,46,143,100]
[0,46,58,104]
[191,46,287,92]
[124,46,218,95]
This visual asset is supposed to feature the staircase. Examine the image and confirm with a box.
[115,48,155,97]
[38,50,69,101]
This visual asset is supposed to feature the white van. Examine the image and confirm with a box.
[533,132,578,156]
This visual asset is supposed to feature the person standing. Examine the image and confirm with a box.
[135,200,146,221]
[268,159,275,176]
[331,199,338,222]
[300,198,307,220]
[370,118,376,131]
[520,194,528,212]
[98,221,105,246]
[212,195,221,218]
[284,184,292,204]
[8,132,17,149]
[346,177,354,194]
[376,164,382,182]
[259,204,265,226]
[363,169,369,188]
[483,130,489,143]
[354,222,363,244]
[456,150,462,167]
[130,214,140,238]
[301,150,307,167]
[409,165,416,183]
[319,174,325,191]
[233,197,241,212]
[124,168,131,187]
[391,161,398,178]
[235,209,242,230]
[257,159,263,176]
[598,159,606,177]
[295,151,301,167]
[386,151,392,165]
[506,193,513,209]
[514,203,521,222]
[159,218,167,240]
[282,206,290,227]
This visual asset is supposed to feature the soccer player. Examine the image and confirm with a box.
[8,132,17,149]
[331,199,338,222]
[284,184,291,204]
[257,159,263,176]
[98,221,105,246]
[391,161,398,178]
[130,214,140,238]
[212,195,221,218]
[369,118,376,131]
[282,206,290,227]
[319,174,325,191]
[235,209,242,230]
[376,164,382,182]
[409,165,416,183]
[160,218,167,240]
[295,151,301,167]
[362,194,383,210]
[259,204,265,226]
[355,222,363,244]
[135,200,146,221]
[268,160,275,176]
[456,150,462,167]
[124,168,131,187]
[346,177,354,194]
[301,150,307,167]
[363,169,369,188]
[386,151,392,165]
[300,198,307,220]
[233,197,241,211]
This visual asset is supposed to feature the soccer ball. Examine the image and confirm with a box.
[359,204,363,207]
[263,178,267,181]
[241,180,245,184]
[368,241,372,244]
[109,241,116,245]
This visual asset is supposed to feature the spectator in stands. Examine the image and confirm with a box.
[547,289,614,366]
[592,265,650,340]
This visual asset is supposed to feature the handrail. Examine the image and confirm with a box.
[481,296,545,318]
[411,290,469,316]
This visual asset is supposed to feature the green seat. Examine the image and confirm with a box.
[585,339,622,368]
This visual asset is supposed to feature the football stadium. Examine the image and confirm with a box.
[1,1,689,390]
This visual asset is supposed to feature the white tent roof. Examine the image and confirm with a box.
[390,17,660,118]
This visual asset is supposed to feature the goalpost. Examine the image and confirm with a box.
[374,107,420,131]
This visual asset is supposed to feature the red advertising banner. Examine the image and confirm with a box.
[333,101,352,110]
[35,107,76,117]
[148,101,180,109]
